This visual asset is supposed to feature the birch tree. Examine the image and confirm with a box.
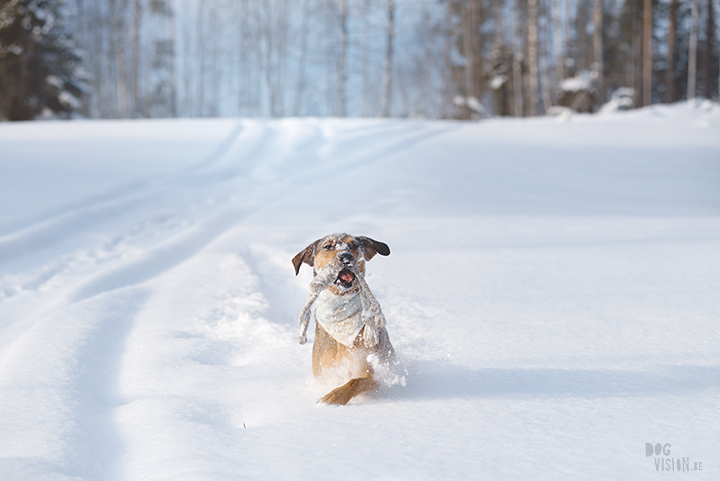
[641,0,652,106]
[666,0,677,103]
[553,0,564,100]
[704,0,715,98]
[131,0,143,116]
[337,0,348,117]
[592,0,603,101]
[462,0,477,99]
[527,0,539,115]
[381,0,394,117]
[688,0,698,100]
[511,0,524,116]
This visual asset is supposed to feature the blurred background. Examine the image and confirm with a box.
[0,0,718,121]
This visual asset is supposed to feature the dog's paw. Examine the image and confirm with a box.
[318,377,379,405]
[318,387,352,405]
[299,334,307,345]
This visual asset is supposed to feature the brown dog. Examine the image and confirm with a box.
[292,233,394,404]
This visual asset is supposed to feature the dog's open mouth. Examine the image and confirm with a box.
[336,268,356,289]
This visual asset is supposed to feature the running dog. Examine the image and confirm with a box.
[292,233,394,405]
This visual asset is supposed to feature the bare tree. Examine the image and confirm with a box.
[196,0,206,115]
[666,0,677,103]
[553,0,564,100]
[704,0,715,98]
[209,2,220,117]
[109,0,128,118]
[539,0,553,112]
[688,0,698,100]
[337,0,348,117]
[528,0,539,115]
[168,0,177,117]
[511,0,524,116]
[462,0,478,98]
[381,0,394,117]
[131,0,143,116]
[294,0,310,116]
[641,0,652,106]
[592,0,603,102]
[360,0,371,116]
[565,0,573,75]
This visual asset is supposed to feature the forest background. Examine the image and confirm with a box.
[0,0,719,121]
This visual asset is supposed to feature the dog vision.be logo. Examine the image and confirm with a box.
[646,443,704,472]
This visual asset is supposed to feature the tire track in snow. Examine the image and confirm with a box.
[238,120,454,225]
[64,121,286,304]
[67,207,248,304]
[0,123,252,374]
[0,287,150,481]
[240,244,308,332]
[108,236,305,478]
[0,121,245,270]
[0,121,307,477]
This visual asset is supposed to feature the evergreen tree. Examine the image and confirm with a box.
[0,0,83,120]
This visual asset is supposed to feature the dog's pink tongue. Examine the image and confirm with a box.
[339,271,355,283]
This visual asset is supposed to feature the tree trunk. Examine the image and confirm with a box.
[511,0,523,117]
[361,0,371,116]
[553,0,563,101]
[196,0,206,116]
[688,0,698,100]
[381,0,394,117]
[539,2,552,113]
[110,0,128,118]
[633,0,641,105]
[209,4,219,117]
[337,0,348,117]
[642,0,652,106]
[565,0,572,75]
[168,0,177,117]
[666,0,676,103]
[294,0,310,116]
[131,0,142,116]
[528,0,539,116]
[592,0,604,102]
[462,0,476,98]
[705,0,715,98]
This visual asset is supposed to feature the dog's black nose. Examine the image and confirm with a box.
[339,252,354,266]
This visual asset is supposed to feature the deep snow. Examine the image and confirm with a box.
[1,103,719,480]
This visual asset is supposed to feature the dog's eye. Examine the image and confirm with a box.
[349,242,359,250]
[323,244,333,250]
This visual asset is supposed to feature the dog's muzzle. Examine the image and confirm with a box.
[335,252,357,289]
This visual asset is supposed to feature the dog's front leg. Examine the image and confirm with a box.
[319,376,379,405]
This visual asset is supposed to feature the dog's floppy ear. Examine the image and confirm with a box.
[292,239,321,275]
[358,236,390,261]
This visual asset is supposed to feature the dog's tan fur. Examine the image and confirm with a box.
[293,234,393,405]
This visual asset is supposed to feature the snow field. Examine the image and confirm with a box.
[0,102,719,480]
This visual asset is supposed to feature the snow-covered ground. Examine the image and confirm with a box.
[1,103,719,480]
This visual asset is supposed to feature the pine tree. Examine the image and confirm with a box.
[0,0,83,120]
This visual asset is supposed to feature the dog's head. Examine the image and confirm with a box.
[292,233,390,293]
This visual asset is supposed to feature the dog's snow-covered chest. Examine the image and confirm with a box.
[315,289,364,347]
